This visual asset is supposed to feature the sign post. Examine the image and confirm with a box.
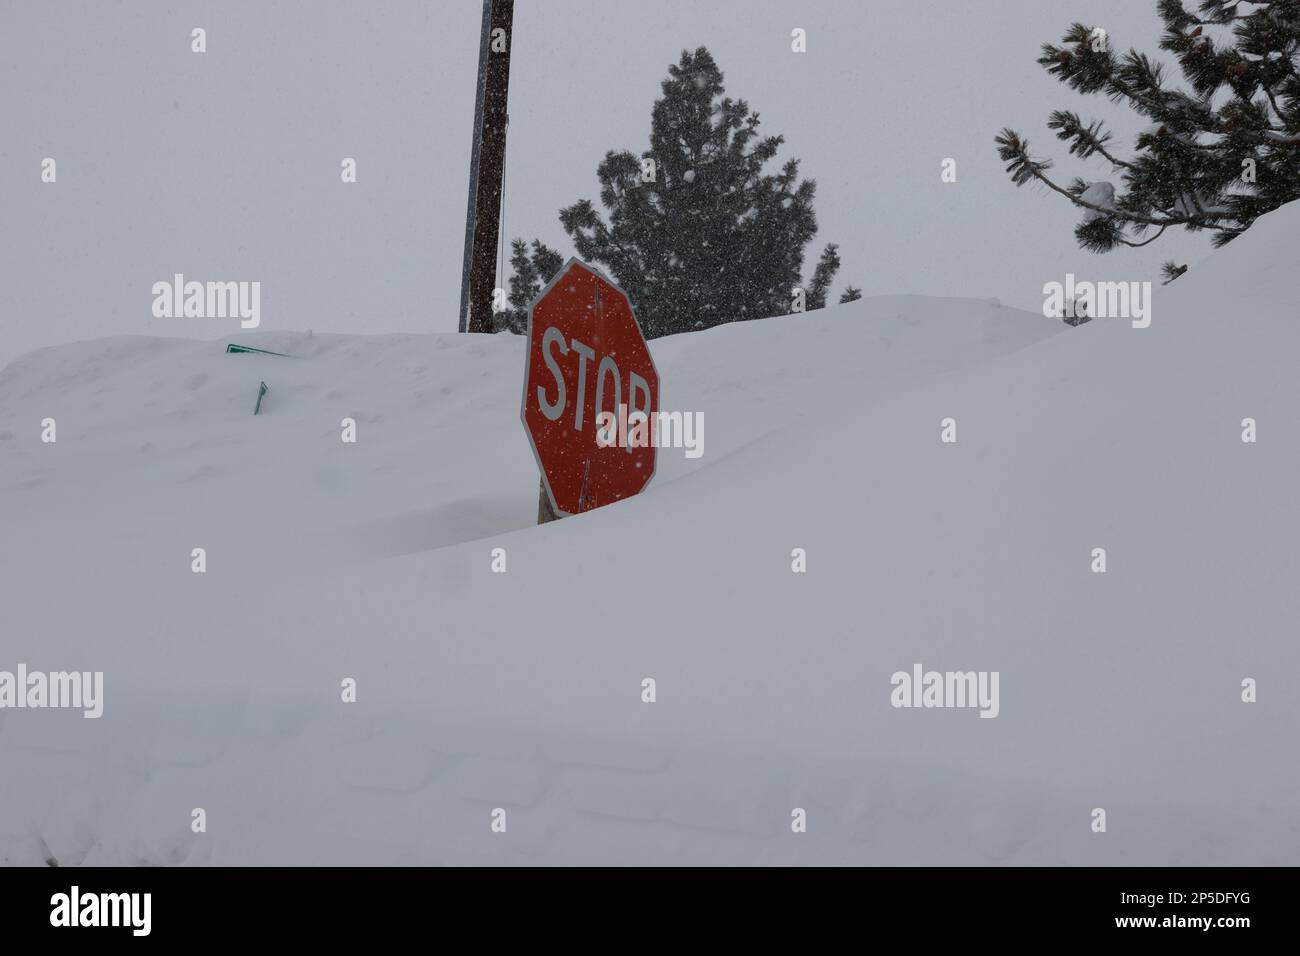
[521,259,659,521]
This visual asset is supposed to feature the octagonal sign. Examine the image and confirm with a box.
[521,259,659,516]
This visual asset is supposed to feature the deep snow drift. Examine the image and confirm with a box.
[1,207,1297,865]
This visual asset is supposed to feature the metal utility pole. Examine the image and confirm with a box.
[458,0,515,334]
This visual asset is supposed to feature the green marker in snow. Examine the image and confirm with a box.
[227,344,290,357]
[254,381,269,415]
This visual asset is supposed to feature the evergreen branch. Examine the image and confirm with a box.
[997,129,1240,233]
[1116,224,1170,246]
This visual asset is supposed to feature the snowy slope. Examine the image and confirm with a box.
[1,209,1297,865]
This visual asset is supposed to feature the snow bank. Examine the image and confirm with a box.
[2,208,1297,864]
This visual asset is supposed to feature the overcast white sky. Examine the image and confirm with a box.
[1,0,1210,369]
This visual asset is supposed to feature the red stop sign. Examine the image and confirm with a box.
[521,259,659,516]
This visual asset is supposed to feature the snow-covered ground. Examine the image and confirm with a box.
[2,206,1298,865]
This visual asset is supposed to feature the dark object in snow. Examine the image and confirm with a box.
[226,344,290,357]
[1060,295,1092,326]
[254,381,269,415]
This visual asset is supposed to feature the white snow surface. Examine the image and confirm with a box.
[1079,181,1117,224]
[2,206,1299,865]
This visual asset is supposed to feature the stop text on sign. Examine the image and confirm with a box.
[532,341,703,457]
[535,327,653,452]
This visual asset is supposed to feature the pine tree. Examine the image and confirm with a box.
[806,243,841,310]
[839,285,863,304]
[996,1,1300,268]
[495,238,563,334]
[555,47,852,337]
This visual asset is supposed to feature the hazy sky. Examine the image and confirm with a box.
[1,1,1209,369]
